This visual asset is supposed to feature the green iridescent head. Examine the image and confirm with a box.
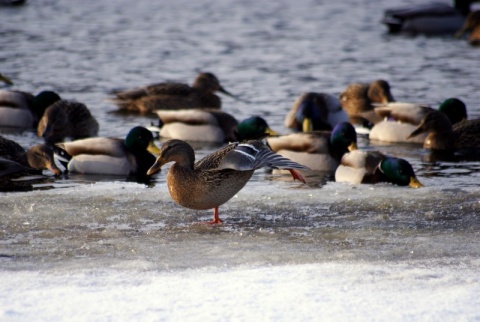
[125,126,160,155]
[438,98,467,125]
[330,122,357,152]
[234,116,277,141]
[379,157,423,188]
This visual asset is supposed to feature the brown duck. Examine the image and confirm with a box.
[111,72,235,114]
[147,139,308,224]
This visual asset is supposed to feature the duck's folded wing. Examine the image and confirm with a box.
[56,137,125,158]
[217,142,309,171]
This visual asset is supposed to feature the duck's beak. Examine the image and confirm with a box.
[302,118,313,132]
[265,127,279,136]
[218,86,249,103]
[147,140,161,156]
[409,176,423,188]
[146,157,165,176]
[348,142,358,151]
[0,73,13,85]
[47,162,62,176]
[407,126,424,139]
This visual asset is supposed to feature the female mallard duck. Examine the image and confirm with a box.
[266,122,357,172]
[154,109,277,143]
[339,80,395,126]
[0,157,44,192]
[37,98,99,144]
[455,10,480,46]
[408,110,480,153]
[335,150,423,188]
[382,0,473,35]
[0,90,61,128]
[55,126,160,176]
[365,98,467,144]
[284,92,349,132]
[0,135,61,175]
[146,139,308,224]
[110,72,235,114]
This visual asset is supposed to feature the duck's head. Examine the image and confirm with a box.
[438,98,467,125]
[33,91,61,118]
[147,139,194,175]
[234,116,278,141]
[379,157,423,188]
[330,122,358,152]
[295,93,331,132]
[193,72,235,98]
[26,144,62,175]
[408,111,452,139]
[368,80,395,104]
[125,126,160,155]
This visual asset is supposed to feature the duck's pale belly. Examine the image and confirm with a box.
[369,122,426,144]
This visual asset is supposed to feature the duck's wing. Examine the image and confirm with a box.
[145,82,193,96]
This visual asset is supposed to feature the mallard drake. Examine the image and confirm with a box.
[55,126,160,176]
[266,122,357,172]
[335,150,423,188]
[456,10,480,46]
[146,139,308,224]
[154,110,277,143]
[0,135,61,175]
[365,98,468,144]
[0,73,13,85]
[382,1,473,35]
[37,99,99,144]
[408,110,480,153]
[110,72,235,114]
[284,92,349,132]
[339,80,395,126]
[0,90,61,128]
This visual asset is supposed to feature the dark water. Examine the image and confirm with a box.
[1,0,480,320]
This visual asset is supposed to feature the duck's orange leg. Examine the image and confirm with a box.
[206,207,223,224]
[289,169,306,184]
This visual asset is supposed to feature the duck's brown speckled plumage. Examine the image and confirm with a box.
[456,10,480,46]
[37,100,99,144]
[112,72,232,114]
[147,139,308,223]
[339,80,395,124]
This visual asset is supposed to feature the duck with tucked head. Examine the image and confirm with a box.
[153,110,277,143]
[37,97,99,144]
[339,80,395,127]
[408,110,480,154]
[0,90,61,128]
[365,98,468,144]
[335,150,423,188]
[55,126,160,177]
[382,0,474,35]
[266,122,357,172]
[110,72,236,114]
[146,139,308,224]
[0,135,61,175]
[284,92,349,132]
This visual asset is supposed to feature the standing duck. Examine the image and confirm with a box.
[365,98,468,144]
[284,92,349,132]
[37,98,99,144]
[339,80,395,126]
[335,150,423,188]
[55,126,160,176]
[110,72,236,114]
[0,135,61,175]
[154,110,276,143]
[146,139,308,224]
[0,90,61,128]
[266,122,357,172]
[381,0,473,35]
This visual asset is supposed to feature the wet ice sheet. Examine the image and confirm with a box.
[1,261,480,321]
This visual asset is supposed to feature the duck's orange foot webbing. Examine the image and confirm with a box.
[206,207,223,224]
[289,169,306,184]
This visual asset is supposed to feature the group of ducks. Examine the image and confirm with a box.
[2,71,479,223]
